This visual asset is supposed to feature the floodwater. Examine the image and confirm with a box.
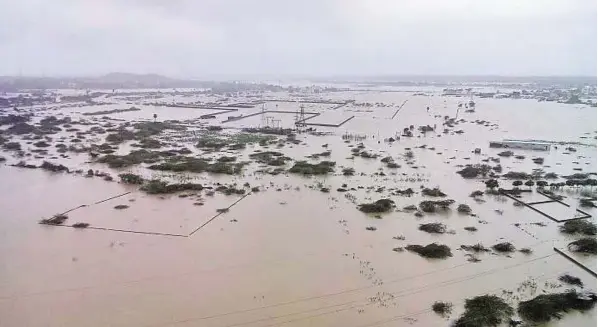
[0,86,596,327]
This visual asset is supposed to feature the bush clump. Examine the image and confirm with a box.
[105,129,136,143]
[464,226,478,232]
[457,204,472,213]
[40,214,68,225]
[567,238,597,254]
[579,198,596,208]
[432,301,453,316]
[97,150,166,168]
[492,242,516,252]
[419,200,455,213]
[503,171,531,179]
[141,180,204,194]
[215,185,246,195]
[3,142,21,150]
[148,157,244,175]
[419,223,447,234]
[454,295,513,327]
[405,243,452,259]
[119,173,144,184]
[288,160,335,175]
[39,161,69,173]
[461,243,490,252]
[249,151,290,166]
[560,220,596,236]
[457,165,492,178]
[469,190,484,197]
[517,290,597,323]
[422,187,446,197]
[358,199,395,213]
[72,222,90,228]
[519,248,533,254]
[559,274,583,287]
[342,167,355,176]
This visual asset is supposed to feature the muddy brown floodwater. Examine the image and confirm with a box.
[0,86,596,327]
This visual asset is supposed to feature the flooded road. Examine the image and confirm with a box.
[0,86,596,326]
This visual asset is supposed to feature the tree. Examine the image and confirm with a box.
[485,179,499,189]
[524,180,535,188]
[512,180,523,188]
[153,113,157,122]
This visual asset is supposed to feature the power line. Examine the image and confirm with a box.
[154,253,557,327]
[252,254,559,327]
[355,269,564,327]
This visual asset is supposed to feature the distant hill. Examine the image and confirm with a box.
[0,73,210,91]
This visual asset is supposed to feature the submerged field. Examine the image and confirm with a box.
[0,86,596,326]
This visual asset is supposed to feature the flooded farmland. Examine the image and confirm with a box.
[0,85,596,327]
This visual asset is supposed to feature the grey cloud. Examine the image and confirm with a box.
[0,0,595,77]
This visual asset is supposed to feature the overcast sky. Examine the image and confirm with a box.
[0,0,596,78]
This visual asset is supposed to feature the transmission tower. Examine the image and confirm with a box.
[295,104,306,132]
[260,103,267,127]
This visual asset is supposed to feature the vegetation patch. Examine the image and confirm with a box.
[457,165,492,178]
[3,141,21,150]
[114,205,129,210]
[249,151,290,166]
[97,150,167,168]
[217,156,237,163]
[457,204,472,213]
[307,151,331,159]
[118,173,144,184]
[196,132,274,149]
[288,160,335,175]
[517,290,596,323]
[492,242,516,252]
[503,171,531,179]
[461,243,490,252]
[342,167,355,176]
[454,295,513,327]
[140,180,204,194]
[72,222,90,228]
[39,161,69,173]
[105,129,136,143]
[418,223,447,234]
[560,220,596,236]
[40,214,68,225]
[148,157,245,175]
[422,187,446,197]
[405,243,452,259]
[133,121,185,138]
[131,138,163,149]
[419,199,455,213]
[519,248,532,254]
[567,238,597,254]
[358,199,395,213]
[432,301,453,316]
[464,226,478,232]
[558,274,583,287]
[215,185,245,195]
[386,162,401,168]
